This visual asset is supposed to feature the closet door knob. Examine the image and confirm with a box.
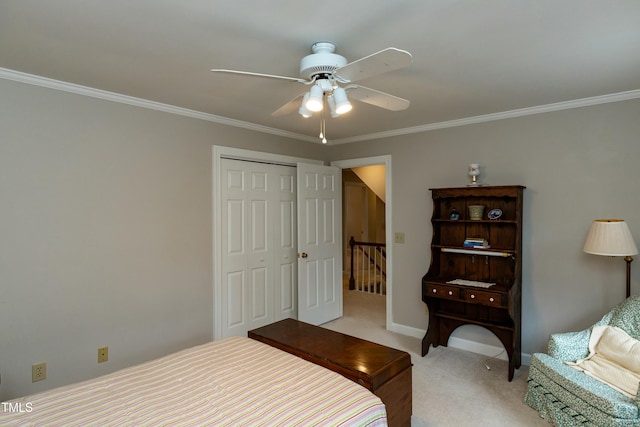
[298,252,308,259]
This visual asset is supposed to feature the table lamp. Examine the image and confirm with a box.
[583,219,638,298]
[468,163,480,186]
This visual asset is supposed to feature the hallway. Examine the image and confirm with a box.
[341,275,386,330]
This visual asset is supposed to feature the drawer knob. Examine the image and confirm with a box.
[470,294,475,299]
[432,289,437,293]
[448,291,453,296]
[489,297,494,302]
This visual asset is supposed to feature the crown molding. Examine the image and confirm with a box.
[0,67,318,143]
[332,88,640,144]
[2,67,639,145]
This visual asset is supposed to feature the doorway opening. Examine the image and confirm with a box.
[332,156,392,331]
[343,168,387,294]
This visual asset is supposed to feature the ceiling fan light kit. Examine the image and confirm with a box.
[326,96,338,118]
[298,93,312,118]
[306,84,325,112]
[332,87,352,114]
[211,41,412,143]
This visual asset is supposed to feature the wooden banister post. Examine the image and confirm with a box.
[349,236,355,290]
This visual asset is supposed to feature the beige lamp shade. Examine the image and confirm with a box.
[583,219,639,256]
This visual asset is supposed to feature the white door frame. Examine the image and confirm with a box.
[212,146,322,340]
[331,155,393,331]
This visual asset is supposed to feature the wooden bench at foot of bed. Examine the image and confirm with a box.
[249,318,412,427]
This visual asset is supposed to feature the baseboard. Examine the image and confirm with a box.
[388,322,531,366]
[388,321,425,339]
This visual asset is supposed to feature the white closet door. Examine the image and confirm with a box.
[296,163,342,325]
[220,159,296,338]
[274,168,297,321]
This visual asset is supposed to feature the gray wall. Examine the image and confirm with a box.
[0,79,327,400]
[330,98,640,357]
[2,75,639,401]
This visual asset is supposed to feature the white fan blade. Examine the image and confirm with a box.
[346,85,410,111]
[210,69,307,84]
[333,48,412,83]
[271,93,305,117]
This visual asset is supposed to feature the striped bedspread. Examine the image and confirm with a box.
[0,336,387,426]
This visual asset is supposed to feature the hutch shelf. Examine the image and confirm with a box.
[421,185,525,381]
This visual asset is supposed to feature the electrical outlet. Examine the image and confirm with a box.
[98,346,108,363]
[32,362,47,382]
[394,232,405,244]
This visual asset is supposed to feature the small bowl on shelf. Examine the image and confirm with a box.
[488,208,503,220]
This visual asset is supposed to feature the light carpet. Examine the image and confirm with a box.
[322,291,549,427]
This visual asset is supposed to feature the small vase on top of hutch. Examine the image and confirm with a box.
[421,185,525,381]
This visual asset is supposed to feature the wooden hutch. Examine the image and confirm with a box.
[421,185,525,381]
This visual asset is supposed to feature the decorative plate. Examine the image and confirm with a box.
[488,208,503,220]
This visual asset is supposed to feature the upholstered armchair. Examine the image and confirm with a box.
[525,296,640,426]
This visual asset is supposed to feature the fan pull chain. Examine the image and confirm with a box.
[320,104,327,144]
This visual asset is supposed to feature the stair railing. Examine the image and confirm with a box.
[349,236,386,295]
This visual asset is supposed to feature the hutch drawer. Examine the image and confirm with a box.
[462,289,504,307]
[425,283,460,300]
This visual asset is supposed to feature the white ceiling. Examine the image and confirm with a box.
[2,1,640,144]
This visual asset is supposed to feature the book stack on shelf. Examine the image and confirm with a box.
[463,237,490,249]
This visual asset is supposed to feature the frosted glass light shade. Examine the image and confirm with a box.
[298,93,312,118]
[333,87,352,115]
[583,219,638,256]
[305,84,324,112]
[326,96,339,118]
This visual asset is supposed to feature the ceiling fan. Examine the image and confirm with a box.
[211,42,412,143]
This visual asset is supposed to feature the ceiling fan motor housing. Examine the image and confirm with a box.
[299,42,347,79]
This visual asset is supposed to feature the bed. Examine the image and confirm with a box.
[0,336,387,426]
